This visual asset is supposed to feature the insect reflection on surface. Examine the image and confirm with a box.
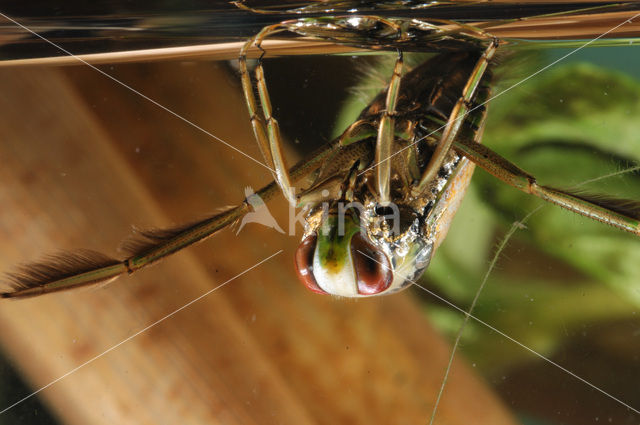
[1,3,640,424]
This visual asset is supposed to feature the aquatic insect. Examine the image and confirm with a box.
[1,1,640,424]
[3,7,640,299]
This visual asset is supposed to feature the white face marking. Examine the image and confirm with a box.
[312,246,359,297]
[311,241,429,298]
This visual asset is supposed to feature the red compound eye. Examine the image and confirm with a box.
[294,234,326,294]
[350,233,393,295]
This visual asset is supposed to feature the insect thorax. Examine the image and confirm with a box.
[295,49,493,295]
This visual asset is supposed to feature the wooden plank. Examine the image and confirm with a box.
[0,61,517,424]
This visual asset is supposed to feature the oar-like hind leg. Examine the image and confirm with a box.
[0,139,338,299]
[454,137,640,235]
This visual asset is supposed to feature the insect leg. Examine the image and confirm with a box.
[122,138,337,269]
[239,39,273,168]
[1,191,261,299]
[453,138,640,235]
[239,24,298,206]
[415,39,498,194]
[1,137,337,299]
[376,50,404,204]
[401,121,422,183]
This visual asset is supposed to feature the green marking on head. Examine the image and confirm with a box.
[316,213,361,273]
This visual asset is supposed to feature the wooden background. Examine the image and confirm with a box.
[0,59,517,424]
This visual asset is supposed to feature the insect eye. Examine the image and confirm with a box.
[294,234,326,294]
[350,233,393,295]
